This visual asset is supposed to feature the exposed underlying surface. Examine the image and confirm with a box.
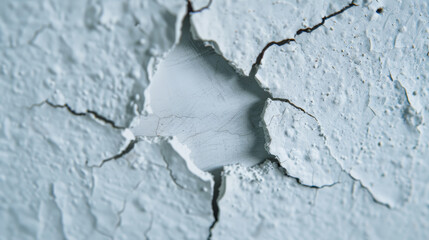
[132,19,269,170]
[1,0,429,239]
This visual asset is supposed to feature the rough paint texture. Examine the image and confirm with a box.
[1,0,429,239]
[0,0,215,239]
[262,99,342,187]
[190,0,350,75]
[189,0,428,238]
[255,0,428,207]
[0,0,186,127]
[212,161,429,239]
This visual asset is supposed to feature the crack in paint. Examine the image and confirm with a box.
[207,169,222,240]
[266,157,340,189]
[44,100,126,129]
[268,157,391,208]
[159,150,186,189]
[253,39,296,70]
[264,100,392,208]
[98,138,140,167]
[251,0,357,71]
[354,178,392,209]
[295,1,358,36]
[185,3,359,233]
[187,0,212,13]
[36,0,386,235]
[269,97,318,121]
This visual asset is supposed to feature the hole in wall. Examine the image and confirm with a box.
[131,17,269,171]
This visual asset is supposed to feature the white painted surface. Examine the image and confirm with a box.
[191,0,350,75]
[1,0,428,239]
[193,0,429,238]
[0,0,215,239]
[255,0,427,207]
[262,99,343,187]
[213,161,429,239]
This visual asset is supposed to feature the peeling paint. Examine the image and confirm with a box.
[1,0,428,238]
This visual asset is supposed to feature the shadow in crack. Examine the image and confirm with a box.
[132,17,269,171]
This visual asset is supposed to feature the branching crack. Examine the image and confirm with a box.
[44,100,126,129]
[252,0,357,70]
[187,0,212,13]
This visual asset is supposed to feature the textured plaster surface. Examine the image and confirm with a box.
[0,0,215,239]
[262,99,343,187]
[190,0,351,75]
[1,0,429,239]
[255,0,428,208]
[212,161,429,239]
[0,0,186,127]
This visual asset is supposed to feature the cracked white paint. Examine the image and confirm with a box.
[190,0,350,75]
[55,137,213,240]
[262,99,343,187]
[212,161,429,239]
[0,102,214,239]
[189,0,428,237]
[0,0,186,127]
[1,0,429,239]
[189,0,211,11]
[0,0,215,239]
[255,0,428,207]
[132,20,268,170]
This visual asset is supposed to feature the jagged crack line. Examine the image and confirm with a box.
[187,0,212,13]
[352,177,392,209]
[98,138,139,167]
[266,157,339,189]
[270,152,391,207]
[45,100,126,129]
[252,0,357,68]
[207,218,217,240]
[295,0,357,36]
[207,170,221,240]
[270,97,318,121]
[253,38,296,67]
[266,102,390,207]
